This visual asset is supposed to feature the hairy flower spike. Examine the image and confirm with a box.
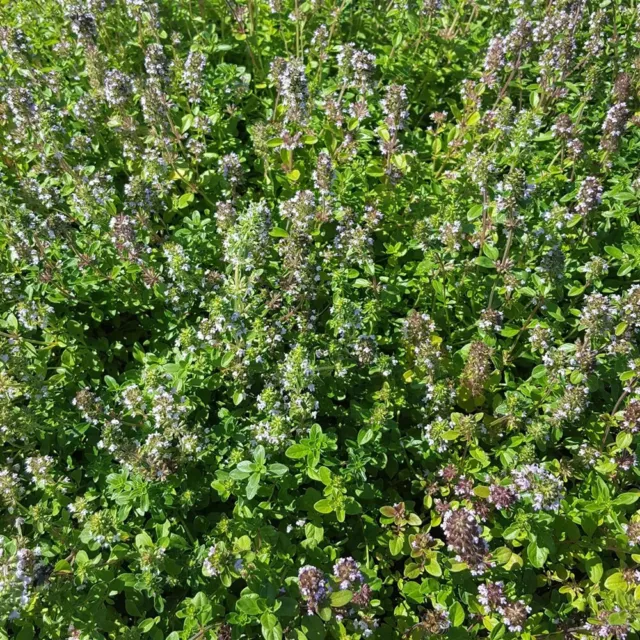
[381,84,409,133]
[600,102,629,154]
[482,36,505,88]
[103,69,133,107]
[298,565,330,614]
[333,557,363,589]
[478,582,506,611]
[421,605,450,634]
[575,176,603,218]
[512,464,564,512]
[313,151,335,196]
[336,43,376,95]
[498,600,531,632]
[462,341,493,396]
[442,506,491,574]
[183,50,207,102]
[270,57,309,124]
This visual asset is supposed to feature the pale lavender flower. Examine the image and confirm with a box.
[298,565,330,613]
[333,557,364,589]
[511,464,564,512]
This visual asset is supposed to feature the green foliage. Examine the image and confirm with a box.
[2,0,640,638]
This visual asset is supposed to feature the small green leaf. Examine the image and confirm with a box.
[221,351,235,367]
[366,162,385,177]
[425,556,442,577]
[475,256,495,269]
[285,444,308,459]
[404,562,422,578]
[527,540,548,568]
[357,429,374,445]
[567,213,583,227]
[483,244,499,261]
[232,465,252,481]
[104,375,119,390]
[318,606,332,622]
[401,581,424,603]
[389,534,404,556]
[318,467,332,486]
[568,284,585,296]
[181,114,194,132]
[330,590,353,607]
[16,627,35,640]
[585,556,603,584]
[614,491,640,506]
[269,226,289,238]
[246,473,261,499]
[616,432,632,448]
[449,602,465,627]
[473,485,491,498]
[54,559,72,572]
[177,192,194,209]
[135,531,153,548]
[261,610,278,628]
[608,611,628,625]
[615,322,628,336]
[467,204,483,220]
[605,246,625,260]
[268,463,289,477]
[138,619,156,632]
[314,499,333,514]
[235,535,252,552]
[604,572,628,592]
[261,612,282,640]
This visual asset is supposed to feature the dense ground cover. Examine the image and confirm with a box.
[2,0,640,637]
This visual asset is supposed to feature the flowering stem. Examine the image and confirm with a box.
[188,625,214,640]
[493,51,522,109]
[601,380,636,449]
[611,0,619,80]
[0,330,53,346]
[547,148,562,171]
[179,515,196,545]
[479,191,489,248]
[337,80,348,105]
[295,0,301,59]
[488,227,514,310]
[611,384,634,417]
[412,15,425,55]
[504,301,543,364]
[314,0,347,84]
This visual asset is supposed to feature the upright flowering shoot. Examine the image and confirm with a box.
[441,506,491,575]
[298,565,330,614]
[271,57,310,124]
[381,84,409,133]
[333,557,364,590]
[511,464,564,512]
[336,43,376,96]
